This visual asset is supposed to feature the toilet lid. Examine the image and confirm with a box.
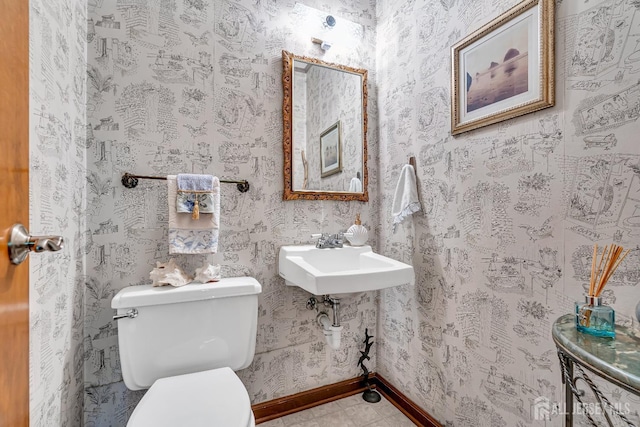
[128,367,252,427]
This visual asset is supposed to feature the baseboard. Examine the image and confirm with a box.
[373,373,442,427]
[252,376,367,423]
[252,373,442,426]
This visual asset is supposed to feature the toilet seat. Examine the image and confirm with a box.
[127,367,254,427]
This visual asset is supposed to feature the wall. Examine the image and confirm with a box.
[83,0,378,425]
[293,70,307,190]
[305,65,364,192]
[376,0,640,425]
[28,0,87,425]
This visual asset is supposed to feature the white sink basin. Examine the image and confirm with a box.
[278,245,414,296]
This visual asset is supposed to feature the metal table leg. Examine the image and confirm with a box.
[559,350,573,426]
[557,349,635,427]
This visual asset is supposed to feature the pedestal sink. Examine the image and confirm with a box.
[278,245,414,296]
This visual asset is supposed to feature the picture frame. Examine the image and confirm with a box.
[451,0,554,135]
[320,121,343,178]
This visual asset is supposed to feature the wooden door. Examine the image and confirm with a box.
[0,1,30,426]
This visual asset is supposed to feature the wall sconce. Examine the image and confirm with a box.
[311,15,336,51]
[324,15,336,28]
[292,3,360,53]
[311,37,332,51]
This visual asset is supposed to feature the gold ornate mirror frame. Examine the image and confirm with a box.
[282,50,368,201]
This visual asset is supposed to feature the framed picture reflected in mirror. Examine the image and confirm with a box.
[320,121,342,178]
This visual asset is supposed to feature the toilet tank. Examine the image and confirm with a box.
[112,277,262,390]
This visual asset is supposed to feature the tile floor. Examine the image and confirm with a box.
[258,393,418,427]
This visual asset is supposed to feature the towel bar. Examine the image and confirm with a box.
[121,173,250,193]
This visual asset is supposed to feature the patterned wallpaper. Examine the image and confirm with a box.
[29,0,640,426]
[83,0,378,425]
[376,0,640,425]
[29,0,87,425]
[292,70,307,190]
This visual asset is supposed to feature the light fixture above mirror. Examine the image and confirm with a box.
[282,50,368,201]
[324,15,336,28]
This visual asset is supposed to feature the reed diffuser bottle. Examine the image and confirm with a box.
[575,296,615,338]
[575,243,629,338]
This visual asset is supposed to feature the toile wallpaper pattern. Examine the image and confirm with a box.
[293,70,308,190]
[28,0,640,426]
[375,0,640,425]
[82,0,378,425]
[28,0,88,425]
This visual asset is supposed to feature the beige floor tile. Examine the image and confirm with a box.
[286,422,320,427]
[312,410,358,426]
[259,418,285,427]
[344,402,381,426]
[370,398,401,419]
[261,394,415,427]
[383,413,419,426]
[279,408,316,425]
[335,394,366,409]
[365,420,392,427]
[310,400,343,417]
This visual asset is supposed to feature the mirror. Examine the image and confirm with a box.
[282,50,368,201]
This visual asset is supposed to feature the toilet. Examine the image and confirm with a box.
[111,277,262,427]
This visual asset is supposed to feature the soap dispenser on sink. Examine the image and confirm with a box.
[345,213,368,246]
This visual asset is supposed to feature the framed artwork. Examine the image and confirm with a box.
[320,121,342,178]
[451,0,554,135]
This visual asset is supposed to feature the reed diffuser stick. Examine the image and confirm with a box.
[596,248,630,297]
[593,245,610,295]
[596,243,618,286]
[596,244,616,293]
[608,248,631,280]
[589,244,598,297]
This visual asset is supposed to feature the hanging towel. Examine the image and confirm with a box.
[168,175,220,254]
[176,174,215,219]
[177,174,214,190]
[176,192,216,216]
[349,177,363,192]
[391,164,421,230]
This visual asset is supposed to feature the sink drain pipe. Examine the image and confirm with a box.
[307,296,343,349]
[317,311,343,350]
[318,295,342,349]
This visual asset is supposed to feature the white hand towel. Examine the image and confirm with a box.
[177,173,214,190]
[391,164,421,230]
[168,175,220,254]
[176,173,215,217]
[349,177,363,192]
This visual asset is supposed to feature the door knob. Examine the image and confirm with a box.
[8,223,64,265]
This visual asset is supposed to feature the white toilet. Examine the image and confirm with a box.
[111,277,262,427]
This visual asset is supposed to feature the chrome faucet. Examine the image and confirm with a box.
[313,233,346,249]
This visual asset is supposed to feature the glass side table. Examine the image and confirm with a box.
[552,314,640,426]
